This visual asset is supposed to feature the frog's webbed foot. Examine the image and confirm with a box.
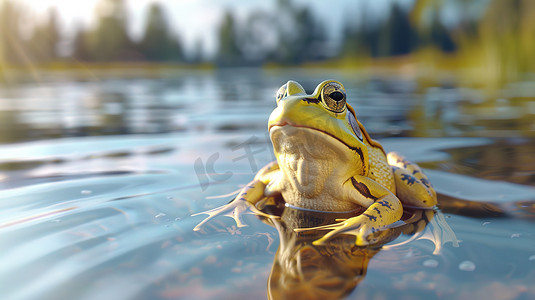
[295,185,403,246]
[383,209,459,254]
[192,199,266,231]
[295,214,395,246]
[417,210,459,255]
[192,180,276,232]
[387,152,437,208]
[294,217,369,246]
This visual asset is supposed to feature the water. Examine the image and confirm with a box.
[0,69,534,299]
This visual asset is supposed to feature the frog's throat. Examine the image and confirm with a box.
[269,123,365,159]
[269,125,367,211]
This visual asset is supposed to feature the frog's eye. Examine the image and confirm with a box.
[320,82,346,113]
[275,84,287,103]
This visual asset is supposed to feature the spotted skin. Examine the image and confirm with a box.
[420,178,432,189]
[400,174,417,185]
[387,152,437,208]
[303,153,436,245]
[363,213,377,221]
[301,175,403,246]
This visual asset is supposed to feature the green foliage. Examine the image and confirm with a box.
[340,9,370,58]
[139,3,182,61]
[0,1,61,69]
[72,0,184,62]
[28,8,61,63]
[340,2,445,59]
[216,12,241,66]
[272,0,328,64]
[0,0,25,65]
[86,0,133,61]
[216,0,328,66]
[429,12,456,53]
[1,0,535,84]
[0,0,184,64]
[378,3,418,56]
[72,26,91,61]
[477,0,535,81]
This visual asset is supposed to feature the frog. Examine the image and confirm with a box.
[193,80,437,246]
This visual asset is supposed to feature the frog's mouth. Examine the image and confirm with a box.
[269,122,363,154]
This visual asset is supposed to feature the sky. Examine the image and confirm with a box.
[15,0,461,58]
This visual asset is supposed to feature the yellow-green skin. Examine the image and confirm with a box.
[194,80,437,246]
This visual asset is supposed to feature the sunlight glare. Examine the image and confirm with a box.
[21,0,98,22]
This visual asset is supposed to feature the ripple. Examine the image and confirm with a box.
[1,132,535,299]
[458,260,476,271]
[0,184,206,299]
[0,214,213,300]
[423,259,439,268]
[0,171,194,219]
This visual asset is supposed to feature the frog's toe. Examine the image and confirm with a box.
[312,225,370,246]
[294,219,372,246]
[192,200,277,232]
[311,231,339,246]
[247,202,279,219]
[293,222,341,233]
[192,201,247,232]
[192,208,229,232]
[306,218,399,246]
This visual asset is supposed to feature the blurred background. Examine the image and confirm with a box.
[0,0,531,70]
[1,0,533,73]
[1,0,535,143]
[1,0,534,77]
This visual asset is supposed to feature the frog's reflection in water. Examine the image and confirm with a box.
[258,198,437,300]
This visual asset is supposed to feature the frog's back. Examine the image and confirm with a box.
[359,123,395,194]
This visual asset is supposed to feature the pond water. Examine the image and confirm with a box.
[0,69,534,300]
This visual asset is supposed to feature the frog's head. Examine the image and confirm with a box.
[268,80,369,177]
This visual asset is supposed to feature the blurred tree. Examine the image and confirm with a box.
[410,0,457,53]
[272,0,293,63]
[378,3,417,56]
[27,8,61,63]
[139,3,183,61]
[340,8,370,59]
[72,25,91,61]
[296,7,328,61]
[429,11,456,53]
[45,8,60,60]
[0,0,24,65]
[86,0,133,61]
[479,0,535,81]
[239,10,277,64]
[364,23,382,58]
[274,0,328,64]
[341,2,393,59]
[216,12,242,66]
[190,39,204,63]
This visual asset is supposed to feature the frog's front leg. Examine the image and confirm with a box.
[387,152,437,208]
[192,162,279,231]
[298,176,403,246]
